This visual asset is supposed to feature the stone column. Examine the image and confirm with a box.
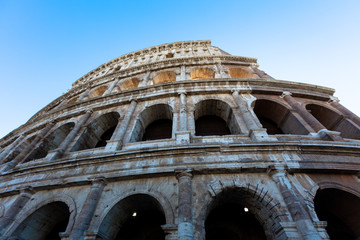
[139,71,151,87]
[76,89,90,102]
[232,90,274,141]
[268,167,321,240]
[176,169,194,240]
[176,91,191,144]
[68,177,107,240]
[2,121,55,172]
[49,111,93,160]
[281,92,342,141]
[105,100,138,151]
[0,187,34,235]
[0,135,24,162]
[216,62,229,78]
[103,78,119,95]
[180,66,186,80]
[329,96,360,127]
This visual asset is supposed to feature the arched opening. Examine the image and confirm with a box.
[97,194,166,240]
[190,68,215,80]
[254,99,310,135]
[194,99,240,136]
[11,201,70,240]
[25,122,75,162]
[314,188,360,240]
[71,112,120,151]
[130,104,173,142]
[205,188,268,240]
[119,78,139,91]
[67,96,79,105]
[229,68,254,79]
[306,104,360,139]
[153,71,176,85]
[88,85,108,98]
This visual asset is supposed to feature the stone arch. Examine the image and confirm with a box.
[7,194,76,239]
[190,68,215,80]
[95,193,169,240]
[199,180,289,240]
[314,187,360,239]
[88,85,108,98]
[254,99,310,135]
[306,103,360,139]
[118,78,139,91]
[129,104,173,142]
[194,99,240,136]
[71,112,120,151]
[153,71,176,84]
[229,67,254,79]
[25,122,75,162]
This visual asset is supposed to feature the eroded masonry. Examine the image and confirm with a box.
[0,40,359,240]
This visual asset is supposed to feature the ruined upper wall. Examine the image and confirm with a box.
[72,40,257,88]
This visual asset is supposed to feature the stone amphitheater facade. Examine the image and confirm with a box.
[0,40,359,240]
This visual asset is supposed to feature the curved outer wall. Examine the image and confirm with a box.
[0,40,359,240]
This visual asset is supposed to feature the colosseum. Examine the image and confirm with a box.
[0,40,359,240]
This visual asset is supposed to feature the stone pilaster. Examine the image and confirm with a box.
[281,92,342,141]
[2,121,55,172]
[105,100,137,151]
[103,78,119,95]
[68,177,107,240]
[0,187,34,235]
[176,91,191,144]
[180,66,186,80]
[329,96,360,127]
[49,110,93,160]
[268,167,322,240]
[176,169,194,240]
[76,89,90,102]
[0,135,24,162]
[232,90,274,141]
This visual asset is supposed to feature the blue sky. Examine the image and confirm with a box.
[1,0,360,138]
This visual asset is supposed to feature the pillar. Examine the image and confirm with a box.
[76,89,90,102]
[0,187,34,235]
[103,78,119,95]
[0,135,24,162]
[49,110,93,160]
[180,66,186,80]
[176,169,194,240]
[268,167,321,240]
[281,92,342,141]
[329,96,360,127]
[2,121,55,172]
[176,91,191,144]
[232,90,274,141]
[68,177,107,240]
[105,100,137,151]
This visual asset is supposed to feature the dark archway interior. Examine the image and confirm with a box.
[97,194,166,240]
[195,115,231,136]
[254,99,310,135]
[12,201,70,240]
[206,189,267,240]
[258,116,283,135]
[95,126,116,147]
[306,104,360,139]
[142,119,172,141]
[314,188,360,240]
[71,112,119,151]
